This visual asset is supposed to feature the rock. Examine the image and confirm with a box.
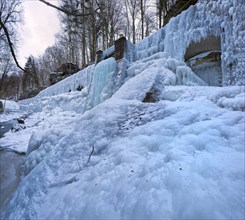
[11,118,26,132]
[17,118,25,124]
[11,123,26,132]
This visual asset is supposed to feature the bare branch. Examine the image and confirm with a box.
[0,18,25,72]
[38,0,92,17]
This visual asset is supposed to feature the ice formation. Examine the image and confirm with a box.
[3,85,244,220]
[133,0,245,86]
[87,57,117,109]
[1,0,245,219]
[18,0,244,111]
[17,0,243,110]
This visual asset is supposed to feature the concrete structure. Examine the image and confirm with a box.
[184,36,221,61]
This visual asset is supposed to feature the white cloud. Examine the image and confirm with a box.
[17,0,61,66]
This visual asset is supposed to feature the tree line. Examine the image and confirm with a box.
[0,0,177,99]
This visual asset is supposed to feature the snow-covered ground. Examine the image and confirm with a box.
[1,50,244,220]
[0,100,23,122]
[2,81,244,219]
[1,41,245,220]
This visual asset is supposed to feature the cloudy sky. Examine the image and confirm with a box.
[18,0,61,66]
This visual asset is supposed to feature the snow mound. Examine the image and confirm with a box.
[21,91,89,114]
[114,64,166,101]
[0,100,19,111]
[209,86,245,111]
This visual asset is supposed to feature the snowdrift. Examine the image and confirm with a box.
[3,70,245,219]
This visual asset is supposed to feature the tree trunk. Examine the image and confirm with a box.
[140,0,144,39]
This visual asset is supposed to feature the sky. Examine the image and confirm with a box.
[18,0,61,67]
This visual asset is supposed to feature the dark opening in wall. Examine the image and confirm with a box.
[185,36,222,86]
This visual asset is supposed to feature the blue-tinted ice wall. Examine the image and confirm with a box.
[134,0,245,86]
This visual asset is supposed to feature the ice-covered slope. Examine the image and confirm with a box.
[3,71,244,219]
[2,48,245,219]
[2,46,245,220]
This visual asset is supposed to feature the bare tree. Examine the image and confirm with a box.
[0,0,24,71]
[140,0,145,39]
[124,0,140,44]
[96,0,125,49]
[156,0,171,28]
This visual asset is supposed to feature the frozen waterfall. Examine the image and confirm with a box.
[87,57,117,109]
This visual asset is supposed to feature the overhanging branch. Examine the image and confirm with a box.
[38,0,92,17]
[0,18,25,72]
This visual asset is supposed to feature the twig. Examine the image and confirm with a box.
[86,145,95,164]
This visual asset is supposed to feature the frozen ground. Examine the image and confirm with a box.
[1,53,244,220]
[1,84,244,219]
[0,100,24,122]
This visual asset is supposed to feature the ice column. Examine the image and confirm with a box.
[87,57,117,109]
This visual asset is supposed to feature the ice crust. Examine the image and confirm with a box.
[3,84,245,220]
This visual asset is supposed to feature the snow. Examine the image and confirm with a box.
[0,100,28,153]
[2,81,245,220]
[34,64,94,98]
[209,86,245,111]
[1,0,245,219]
[0,100,22,122]
[102,45,115,60]
[0,100,19,112]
